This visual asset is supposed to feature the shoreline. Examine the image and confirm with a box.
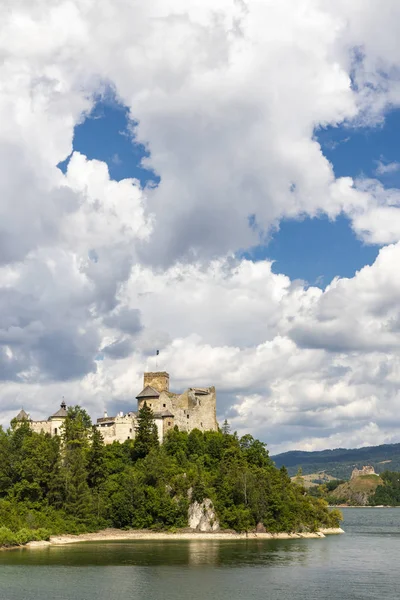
[43,527,344,546]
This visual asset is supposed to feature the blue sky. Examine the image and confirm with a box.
[58,95,159,188]
[61,94,399,287]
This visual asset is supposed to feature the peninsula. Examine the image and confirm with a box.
[0,372,342,548]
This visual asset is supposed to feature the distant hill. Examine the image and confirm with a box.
[331,474,383,506]
[272,443,400,479]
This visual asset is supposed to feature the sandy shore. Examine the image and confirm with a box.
[49,527,344,546]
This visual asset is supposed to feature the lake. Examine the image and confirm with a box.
[1,508,399,600]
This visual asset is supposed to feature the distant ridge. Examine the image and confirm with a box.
[272,442,400,479]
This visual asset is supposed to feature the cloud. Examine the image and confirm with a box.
[375,160,400,175]
[2,0,400,452]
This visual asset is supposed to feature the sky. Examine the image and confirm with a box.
[1,0,400,454]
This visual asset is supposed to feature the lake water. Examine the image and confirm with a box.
[1,508,399,600]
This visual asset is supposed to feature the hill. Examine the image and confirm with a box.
[330,475,383,506]
[272,443,400,479]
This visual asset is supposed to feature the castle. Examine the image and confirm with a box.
[351,465,378,479]
[15,402,68,437]
[14,372,218,444]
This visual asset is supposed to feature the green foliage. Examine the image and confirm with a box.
[133,403,159,460]
[221,420,231,435]
[0,409,341,546]
[325,479,345,492]
[0,525,51,547]
[370,471,400,506]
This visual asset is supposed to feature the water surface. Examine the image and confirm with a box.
[1,508,399,600]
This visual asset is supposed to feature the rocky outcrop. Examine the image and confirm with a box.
[188,499,220,532]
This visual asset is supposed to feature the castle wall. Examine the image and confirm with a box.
[97,414,136,445]
[30,420,52,435]
[30,418,65,436]
[138,396,165,413]
[170,387,217,432]
[351,465,377,479]
[96,413,166,444]
[155,417,164,443]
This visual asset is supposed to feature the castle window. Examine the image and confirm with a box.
[127,436,130,440]
[54,428,57,435]
[168,421,171,426]
[163,403,166,408]
[129,428,132,433]
[187,414,190,419]
[200,422,203,428]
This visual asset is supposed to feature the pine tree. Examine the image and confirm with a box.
[64,446,92,521]
[87,427,106,520]
[62,407,92,522]
[221,419,231,435]
[87,427,106,489]
[133,402,159,460]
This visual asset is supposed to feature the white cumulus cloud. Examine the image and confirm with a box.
[1,0,400,452]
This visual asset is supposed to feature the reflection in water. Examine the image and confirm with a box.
[0,538,312,567]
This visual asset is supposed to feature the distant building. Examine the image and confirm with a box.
[96,371,218,444]
[13,372,218,444]
[14,401,68,437]
[351,465,378,479]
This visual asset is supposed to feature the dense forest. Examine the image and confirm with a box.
[0,404,341,546]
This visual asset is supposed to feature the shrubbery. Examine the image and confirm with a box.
[0,526,50,547]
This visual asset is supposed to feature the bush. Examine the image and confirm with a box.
[34,528,51,541]
[0,527,18,547]
[14,528,35,545]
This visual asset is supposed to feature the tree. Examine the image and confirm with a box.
[133,403,159,460]
[62,406,91,446]
[64,444,92,521]
[62,407,92,522]
[294,467,304,486]
[87,427,106,490]
[0,427,12,496]
[221,420,231,435]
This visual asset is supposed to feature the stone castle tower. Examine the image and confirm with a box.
[97,371,218,444]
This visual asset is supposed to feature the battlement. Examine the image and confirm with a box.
[144,372,170,393]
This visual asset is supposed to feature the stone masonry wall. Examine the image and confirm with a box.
[96,414,166,444]
[157,387,217,433]
[144,372,170,393]
[30,418,65,437]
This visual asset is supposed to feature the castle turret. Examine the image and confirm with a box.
[15,409,30,421]
[143,372,170,393]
